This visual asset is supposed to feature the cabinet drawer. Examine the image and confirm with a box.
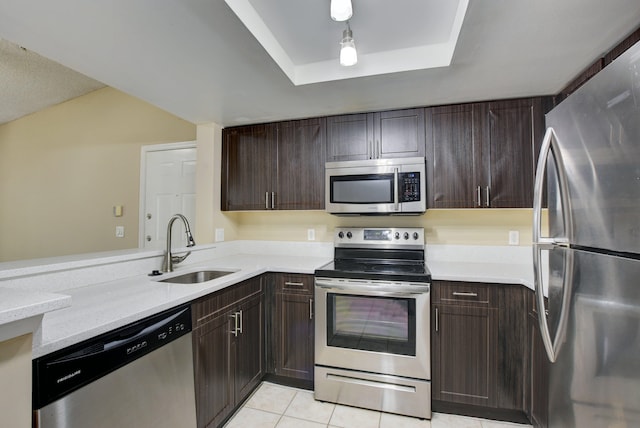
[192,277,263,328]
[433,281,496,307]
[274,273,314,294]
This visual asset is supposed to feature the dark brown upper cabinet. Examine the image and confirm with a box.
[326,108,425,161]
[425,103,480,208]
[222,123,276,211]
[426,98,547,208]
[221,118,326,211]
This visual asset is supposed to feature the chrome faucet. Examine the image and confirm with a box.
[161,214,196,273]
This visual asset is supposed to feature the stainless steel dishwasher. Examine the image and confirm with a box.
[32,305,197,428]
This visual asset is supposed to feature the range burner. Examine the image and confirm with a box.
[314,227,431,283]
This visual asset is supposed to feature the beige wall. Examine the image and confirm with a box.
[196,123,536,247]
[0,87,196,262]
[224,209,534,246]
[0,334,32,428]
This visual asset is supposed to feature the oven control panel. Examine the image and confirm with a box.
[335,227,424,248]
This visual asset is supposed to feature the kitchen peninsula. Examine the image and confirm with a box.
[0,239,534,427]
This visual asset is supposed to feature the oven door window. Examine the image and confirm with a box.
[326,293,416,356]
[330,174,394,204]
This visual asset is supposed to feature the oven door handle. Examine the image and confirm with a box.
[315,282,429,297]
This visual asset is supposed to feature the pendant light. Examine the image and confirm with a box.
[339,24,357,67]
[331,0,352,22]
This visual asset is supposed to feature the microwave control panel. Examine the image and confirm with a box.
[398,172,421,202]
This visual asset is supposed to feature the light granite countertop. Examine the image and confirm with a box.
[0,242,537,359]
[0,288,71,342]
[31,253,331,358]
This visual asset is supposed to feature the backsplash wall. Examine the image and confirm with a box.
[223,209,537,246]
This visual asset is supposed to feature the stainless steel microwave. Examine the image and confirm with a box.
[325,157,426,215]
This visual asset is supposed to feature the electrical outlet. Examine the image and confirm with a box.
[215,228,224,242]
[508,230,519,246]
[115,226,125,238]
[307,228,315,241]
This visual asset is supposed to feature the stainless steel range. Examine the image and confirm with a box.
[314,227,431,419]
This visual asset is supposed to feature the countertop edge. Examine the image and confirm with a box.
[0,289,71,342]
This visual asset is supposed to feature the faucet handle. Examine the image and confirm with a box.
[171,251,192,265]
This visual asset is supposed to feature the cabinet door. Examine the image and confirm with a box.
[529,312,549,427]
[233,292,264,403]
[221,124,276,210]
[496,285,528,411]
[376,108,425,159]
[274,292,314,381]
[276,118,326,209]
[426,104,480,208]
[482,99,543,208]
[193,311,233,428]
[326,113,372,161]
[432,304,498,407]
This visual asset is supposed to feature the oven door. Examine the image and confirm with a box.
[314,277,430,380]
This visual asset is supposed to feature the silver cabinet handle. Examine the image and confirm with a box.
[393,168,399,211]
[476,185,482,207]
[284,281,304,287]
[309,298,313,320]
[376,140,381,159]
[265,192,269,210]
[435,307,439,332]
[485,186,490,207]
[237,310,243,334]
[452,291,478,297]
[368,140,372,159]
[230,313,238,337]
[271,192,275,209]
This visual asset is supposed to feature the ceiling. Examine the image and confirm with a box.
[0,0,639,127]
[0,39,104,125]
[226,0,468,85]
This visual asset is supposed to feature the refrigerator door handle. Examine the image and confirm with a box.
[532,126,573,363]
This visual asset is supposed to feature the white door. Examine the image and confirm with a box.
[140,142,197,250]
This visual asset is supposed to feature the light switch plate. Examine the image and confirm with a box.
[115,226,125,238]
[215,228,224,242]
[307,229,315,241]
[508,230,519,246]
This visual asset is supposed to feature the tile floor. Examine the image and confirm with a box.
[223,382,533,428]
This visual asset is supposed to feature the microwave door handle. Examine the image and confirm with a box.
[394,168,399,211]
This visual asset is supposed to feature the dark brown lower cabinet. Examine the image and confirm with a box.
[192,277,264,428]
[432,282,498,407]
[266,273,314,388]
[496,285,528,412]
[432,281,530,424]
[528,292,549,427]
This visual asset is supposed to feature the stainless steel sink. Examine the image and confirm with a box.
[158,270,237,284]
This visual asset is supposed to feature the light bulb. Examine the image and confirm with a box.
[331,0,353,22]
[340,40,357,66]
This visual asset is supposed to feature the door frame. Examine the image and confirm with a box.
[138,141,197,248]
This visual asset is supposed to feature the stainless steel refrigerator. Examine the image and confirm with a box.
[532,41,640,427]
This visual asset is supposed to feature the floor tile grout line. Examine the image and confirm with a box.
[234,382,533,428]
